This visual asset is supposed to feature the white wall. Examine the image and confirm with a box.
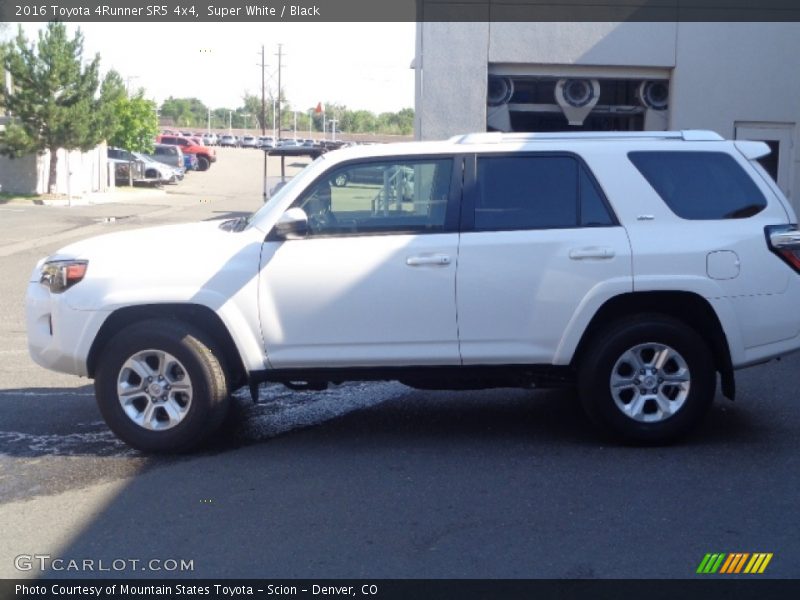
[0,145,109,196]
[415,22,800,214]
[670,23,799,211]
[416,22,489,141]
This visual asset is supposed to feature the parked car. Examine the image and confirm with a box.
[330,164,412,189]
[106,150,150,185]
[26,130,800,452]
[219,135,237,147]
[257,136,275,149]
[108,147,183,184]
[183,153,200,171]
[202,133,218,146]
[156,134,216,171]
[136,152,184,184]
[240,135,258,149]
[150,144,185,171]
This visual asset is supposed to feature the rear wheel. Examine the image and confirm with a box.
[94,319,229,453]
[577,315,715,444]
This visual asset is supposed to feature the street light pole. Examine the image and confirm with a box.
[272,97,276,140]
[330,118,338,142]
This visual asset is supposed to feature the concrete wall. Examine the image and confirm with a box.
[669,23,800,207]
[0,145,109,196]
[414,22,800,213]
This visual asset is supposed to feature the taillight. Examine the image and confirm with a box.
[766,224,800,273]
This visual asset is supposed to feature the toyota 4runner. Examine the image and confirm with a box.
[26,131,800,451]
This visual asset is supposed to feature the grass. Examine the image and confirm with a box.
[0,192,42,205]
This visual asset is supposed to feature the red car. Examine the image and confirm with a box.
[155,134,216,171]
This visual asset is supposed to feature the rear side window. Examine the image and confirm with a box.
[628,151,767,219]
[475,155,615,230]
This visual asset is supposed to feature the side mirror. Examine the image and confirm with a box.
[271,207,309,240]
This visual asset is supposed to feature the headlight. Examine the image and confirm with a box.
[40,259,89,293]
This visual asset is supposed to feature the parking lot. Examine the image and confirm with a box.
[1,146,799,579]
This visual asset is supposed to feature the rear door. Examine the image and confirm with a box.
[456,152,633,365]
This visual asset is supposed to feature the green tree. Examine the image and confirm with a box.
[160,97,208,128]
[0,23,112,193]
[108,94,158,153]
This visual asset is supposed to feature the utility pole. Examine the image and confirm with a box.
[260,45,266,137]
[260,44,268,203]
[125,75,139,95]
[275,43,284,140]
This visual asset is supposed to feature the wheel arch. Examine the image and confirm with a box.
[87,304,248,389]
[570,291,736,399]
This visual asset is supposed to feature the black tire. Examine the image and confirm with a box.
[577,314,715,444]
[94,319,229,453]
[197,155,210,171]
[332,173,348,187]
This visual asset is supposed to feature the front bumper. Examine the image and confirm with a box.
[26,281,109,377]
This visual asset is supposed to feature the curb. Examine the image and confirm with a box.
[43,189,170,206]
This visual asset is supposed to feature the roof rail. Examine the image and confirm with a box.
[452,130,724,144]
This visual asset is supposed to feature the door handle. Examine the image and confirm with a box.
[406,254,452,267]
[569,247,615,260]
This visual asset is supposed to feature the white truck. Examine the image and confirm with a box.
[27,131,800,451]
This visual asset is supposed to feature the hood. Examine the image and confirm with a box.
[33,219,266,311]
[55,220,230,260]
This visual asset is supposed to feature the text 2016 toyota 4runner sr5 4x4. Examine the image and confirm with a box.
[26,131,800,452]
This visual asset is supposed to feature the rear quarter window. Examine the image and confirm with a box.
[628,151,767,219]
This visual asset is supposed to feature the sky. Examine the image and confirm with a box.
[13,22,416,115]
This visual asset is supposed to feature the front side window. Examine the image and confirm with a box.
[474,155,614,231]
[628,151,767,219]
[293,158,453,236]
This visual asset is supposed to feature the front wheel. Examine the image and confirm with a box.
[94,319,229,453]
[197,155,210,171]
[577,315,715,444]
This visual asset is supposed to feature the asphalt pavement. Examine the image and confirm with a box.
[0,147,798,580]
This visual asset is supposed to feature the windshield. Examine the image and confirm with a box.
[245,155,327,229]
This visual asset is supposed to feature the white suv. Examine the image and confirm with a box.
[26,131,800,451]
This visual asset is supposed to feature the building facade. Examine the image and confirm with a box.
[414,22,800,213]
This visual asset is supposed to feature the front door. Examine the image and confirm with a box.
[259,156,462,369]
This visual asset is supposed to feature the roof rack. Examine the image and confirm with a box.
[452,130,724,144]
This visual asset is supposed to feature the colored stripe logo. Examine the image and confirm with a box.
[697,553,773,574]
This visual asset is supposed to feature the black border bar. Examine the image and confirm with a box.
[3,579,800,600]
[3,1,800,22]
